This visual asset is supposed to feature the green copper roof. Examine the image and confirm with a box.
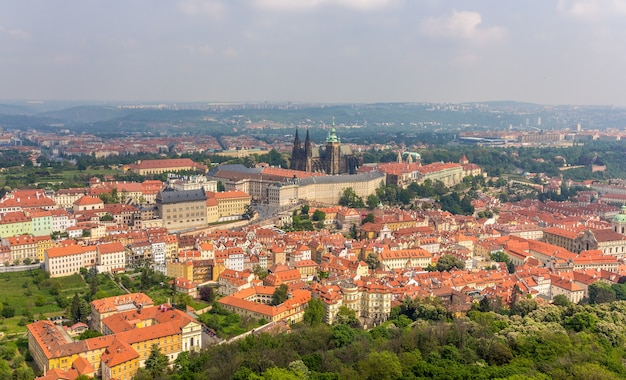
[326,127,340,143]
[613,205,626,223]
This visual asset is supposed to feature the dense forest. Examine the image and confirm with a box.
[134,298,626,380]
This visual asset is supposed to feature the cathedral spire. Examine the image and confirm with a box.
[305,128,311,154]
[294,127,301,147]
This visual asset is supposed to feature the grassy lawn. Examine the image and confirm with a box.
[94,275,127,299]
[197,304,263,339]
[144,286,209,311]
[0,166,121,189]
[0,269,88,335]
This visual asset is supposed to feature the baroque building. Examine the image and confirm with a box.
[290,127,361,175]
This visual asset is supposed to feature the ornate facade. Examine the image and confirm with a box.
[290,128,361,175]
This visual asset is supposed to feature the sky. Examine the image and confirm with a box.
[1,0,626,106]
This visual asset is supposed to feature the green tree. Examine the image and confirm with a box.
[350,224,358,239]
[339,187,365,208]
[301,204,310,216]
[144,344,169,378]
[478,296,492,312]
[336,306,360,327]
[507,261,516,274]
[13,366,36,380]
[565,311,597,332]
[552,294,571,307]
[490,251,510,263]
[611,283,626,300]
[366,194,380,209]
[366,252,379,270]
[311,209,326,222]
[271,284,289,306]
[357,351,402,380]
[68,293,90,323]
[261,367,302,380]
[363,213,375,224]
[303,298,324,326]
[199,286,215,303]
[589,282,616,304]
[435,254,465,271]
[79,330,103,340]
[1,306,15,318]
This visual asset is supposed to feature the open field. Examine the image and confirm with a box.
[0,167,120,189]
[0,269,124,336]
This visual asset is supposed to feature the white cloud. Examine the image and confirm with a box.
[0,25,30,39]
[421,10,505,44]
[53,54,80,66]
[183,45,214,55]
[557,0,626,20]
[178,0,226,18]
[253,0,399,12]
[222,47,238,58]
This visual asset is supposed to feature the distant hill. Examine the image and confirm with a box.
[0,103,36,115]
[39,105,136,123]
[1,101,624,135]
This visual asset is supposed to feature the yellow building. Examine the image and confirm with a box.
[166,260,194,281]
[129,158,205,175]
[218,286,311,324]
[35,235,56,263]
[378,248,432,270]
[28,293,201,379]
[206,190,251,221]
[0,211,32,238]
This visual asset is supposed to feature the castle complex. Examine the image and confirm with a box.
[290,127,361,175]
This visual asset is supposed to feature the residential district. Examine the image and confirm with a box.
[5,137,626,379]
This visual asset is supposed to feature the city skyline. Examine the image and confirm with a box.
[2,1,626,106]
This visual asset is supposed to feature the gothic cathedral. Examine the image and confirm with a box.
[290,127,361,175]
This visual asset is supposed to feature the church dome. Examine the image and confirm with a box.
[612,205,626,224]
[326,127,340,143]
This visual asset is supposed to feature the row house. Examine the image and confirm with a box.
[218,269,255,296]
[50,209,76,232]
[378,248,432,270]
[218,287,310,324]
[0,211,32,238]
[129,158,206,176]
[73,195,105,213]
[166,259,215,284]
[96,242,126,274]
[544,227,626,257]
[29,210,53,237]
[45,244,98,278]
[151,239,167,274]
[54,188,87,209]
[550,274,585,303]
[103,204,140,226]
[0,189,57,213]
[2,235,38,264]
[127,241,152,268]
[173,277,198,298]
[310,278,392,327]
[35,235,57,263]
[287,245,312,263]
[206,190,251,222]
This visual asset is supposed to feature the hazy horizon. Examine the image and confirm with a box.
[2,1,626,106]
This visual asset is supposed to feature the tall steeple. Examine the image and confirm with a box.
[304,128,311,156]
[294,127,301,148]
